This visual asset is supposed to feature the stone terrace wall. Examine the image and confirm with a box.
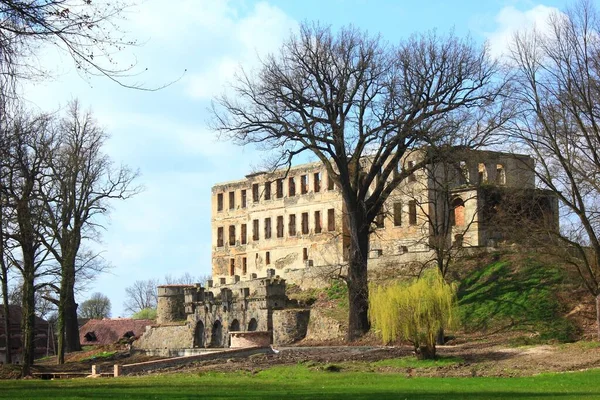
[272,309,310,345]
[133,323,193,350]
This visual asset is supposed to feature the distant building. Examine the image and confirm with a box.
[79,318,155,346]
[211,149,558,287]
[0,305,50,364]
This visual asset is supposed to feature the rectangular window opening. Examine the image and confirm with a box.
[252,184,259,203]
[242,257,247,275]
[303,248,308,261]
[276,179,283,198]
[265,251,271,265]
[314,172,321,192]
[217,193,223,211]
[393,203,402,226]
[229,225,236,246]
[327,209,335,231]
[288,177,296,197]
[264,217,272,239]
[229,191,235,210]
[314,211,322,233]
[277,216,284,238]
[301,212,309,234]
[241,189,247,208]
[229,259,235,276]
[409,200,417,225]
[300,175,308,194]
[253,219,259,241]
[265,181,271,200]
[241,224,247,245]
[289,214,296,236]
[217,227,224,247]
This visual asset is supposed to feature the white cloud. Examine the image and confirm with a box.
[486,5,560,59]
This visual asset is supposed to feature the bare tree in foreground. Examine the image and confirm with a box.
[212,23,509,339]
[508,0,600,339]
[41,100,139,364]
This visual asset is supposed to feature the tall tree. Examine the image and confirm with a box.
[508,0,600,338]
[79,292,111,319]
[41,100,139,363]
[0,112,55,375]
[212,23,508,339]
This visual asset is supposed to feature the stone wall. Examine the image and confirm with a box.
[272,309,310,345]
[304,309,345,342]
[229,331,271,348]
[133,323,193,350]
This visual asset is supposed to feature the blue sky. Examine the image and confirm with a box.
[20,0,568,317]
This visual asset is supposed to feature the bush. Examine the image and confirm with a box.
[369,270,457,359]
[132,308,157,320]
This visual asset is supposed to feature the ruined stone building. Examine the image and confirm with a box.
[134,275,309,352]
[211,149,558,287]
[134,149,558,351]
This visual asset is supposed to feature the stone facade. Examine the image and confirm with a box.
[135,275,309,350]
[211,149,558,287]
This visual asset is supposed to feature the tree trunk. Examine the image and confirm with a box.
[57,261,81,363]
[1,276,11,364]
[596,293,600,341]
[346,220,370,341]
[417,344,437,360]
[436,327,445,345]
[20,266,35,376]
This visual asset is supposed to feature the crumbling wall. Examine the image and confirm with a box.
[133,324,193,350]
[272,309,310,345]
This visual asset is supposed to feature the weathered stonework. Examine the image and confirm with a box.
[272,309,310,345]
[211,149,558,287]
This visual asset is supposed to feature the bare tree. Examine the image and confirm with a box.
[0,112,55,375]
[163,272,210,286]
[123,279,159,315]
[508,0,600,338]
[79,292,111,319]
[212,23,508,339]
[40,100,139,363]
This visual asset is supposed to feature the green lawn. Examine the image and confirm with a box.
[3,366,600,400]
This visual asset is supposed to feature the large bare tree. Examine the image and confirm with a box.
[0,112,55,376]
[212,23,509,339]
[508,0,600,338]
[41,100,139,363]
[78,292,111,319]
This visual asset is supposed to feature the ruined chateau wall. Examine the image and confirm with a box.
[133,323,193,350]
[272,309,310,345]
[157,285,191,324]
[304,309,345,342]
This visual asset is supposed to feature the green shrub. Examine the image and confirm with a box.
[369,269,458,359]
[132,308,157,320]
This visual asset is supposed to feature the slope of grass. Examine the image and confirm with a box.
[2,367,600,399]
[457,257,578,342]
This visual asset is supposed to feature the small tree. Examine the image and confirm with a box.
[369,270,457,359]
[79,292,111,319]
[132,308,157,320]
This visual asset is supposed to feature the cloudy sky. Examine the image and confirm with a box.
[20,0,567,317]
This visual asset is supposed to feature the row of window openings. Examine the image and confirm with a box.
[378,199,465,228]
[228,249,310,276]
[217,210,336,247]
[217,173,335,212]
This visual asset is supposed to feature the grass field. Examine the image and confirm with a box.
[2,365,600,400]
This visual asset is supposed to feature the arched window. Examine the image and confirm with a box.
[452,197,465,227]
[248,318,258,331]
[230,319,240,332]
[496,164,506,185]
[210,320,222,347]
[194,321,205,348]
[478,163,488,184]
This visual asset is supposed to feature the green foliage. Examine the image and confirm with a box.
[132,308,157,320]
[325,280,348,301]
[369,269,458,358]
[458,260,578,342]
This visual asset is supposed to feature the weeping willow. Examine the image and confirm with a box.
[369,269,458,358]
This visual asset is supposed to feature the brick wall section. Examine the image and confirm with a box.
[111,346,272,376]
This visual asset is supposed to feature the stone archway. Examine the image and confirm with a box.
[194,321,204,348]
[248,318,258,331]
[211,320,223,347]
[230,319,240,331]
